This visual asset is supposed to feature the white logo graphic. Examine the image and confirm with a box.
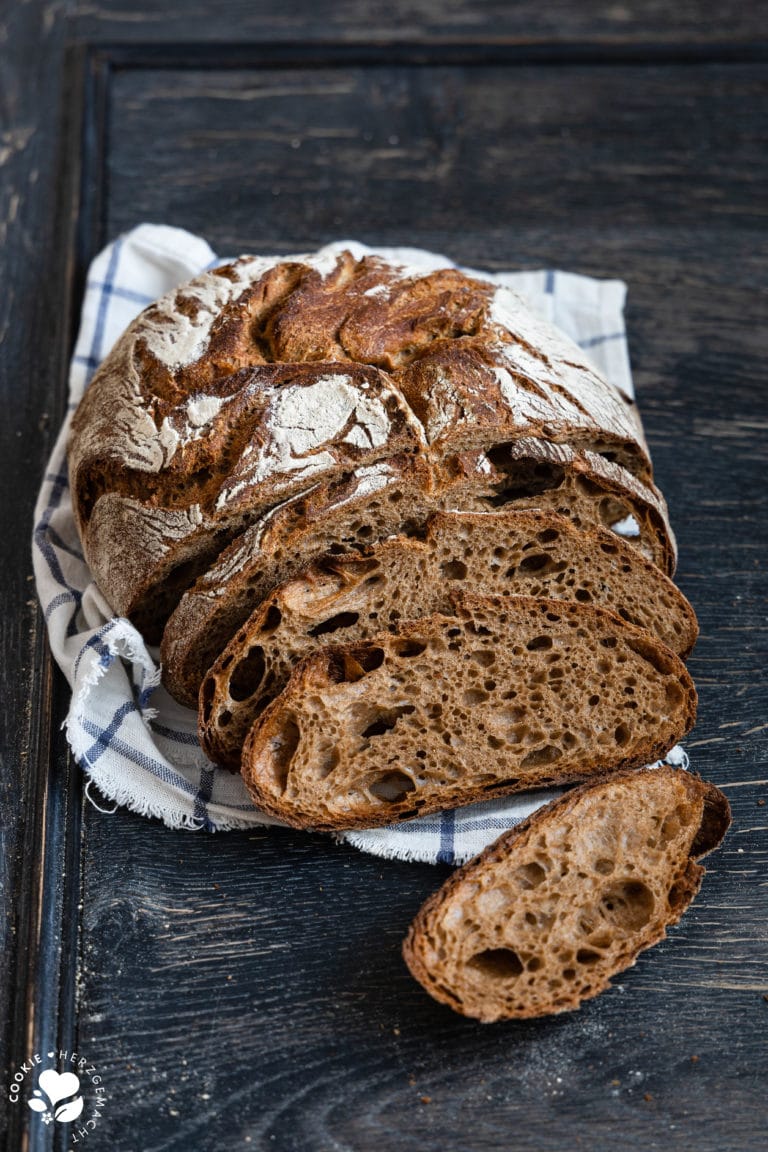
[27,1068,84,1125]
[8,1050,106,1142]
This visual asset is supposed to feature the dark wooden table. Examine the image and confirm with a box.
[2,4,767,1150]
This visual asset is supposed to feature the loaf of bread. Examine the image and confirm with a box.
[200,510,697,768]
[68,249,671,653]
[403,767,730,1020]
[242,594,696,830]
[65,242,722,1021]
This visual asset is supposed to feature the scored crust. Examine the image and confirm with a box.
[68,248,657,636]
[200,510,697,769]
[402,767,730,1021]
[241,594,697,831]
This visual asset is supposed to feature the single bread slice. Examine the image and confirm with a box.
[403,767,730,1021]
[202,510,697,768]
[242,594,697,830]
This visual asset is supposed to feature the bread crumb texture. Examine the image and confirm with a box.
[201,510,696,768]
[241,595,696,830]
[403,768,730,1021]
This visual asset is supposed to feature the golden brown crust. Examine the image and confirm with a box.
[402,768,730,1020]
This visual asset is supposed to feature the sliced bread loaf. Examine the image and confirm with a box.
[201,511,697,769]
[70,248,654,641]
[403,767,730,1021]
[241,594,697,830]
[72,357,427,635]
[163,439,675,708]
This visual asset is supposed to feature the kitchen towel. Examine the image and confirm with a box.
[32,223,687,864]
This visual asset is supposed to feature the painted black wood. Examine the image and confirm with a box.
[2,5,768,1150]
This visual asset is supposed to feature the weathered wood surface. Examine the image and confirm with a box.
[69,0,768,46]
[2,3,767,1150]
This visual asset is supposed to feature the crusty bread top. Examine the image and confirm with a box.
[68,249,653,624]
[70,251,647,500]
[403,768,730,1021]
[242,594,697,831]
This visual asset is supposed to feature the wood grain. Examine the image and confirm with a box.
[68,0,768,47]
[0,7,83,1143]
[1,5,767,1151]
[81,50,768,1152]
[76,817,767,1152]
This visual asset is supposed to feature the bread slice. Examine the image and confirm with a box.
[201,511,697,769]
[163,440,675,709]
[403,767,730,1021]
[241,594,697,830]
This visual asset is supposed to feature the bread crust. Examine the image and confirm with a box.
[402,767,730,1020]
[161,453,435,703]
[440,438,676,575]
[162,437,676,708]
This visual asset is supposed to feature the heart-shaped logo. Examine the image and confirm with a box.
[16,1058,97,1130]
[38,1069,80,1106]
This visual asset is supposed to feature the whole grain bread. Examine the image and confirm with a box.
[68,248,660,638]
[74,359,426,633]
[163,439,675,707]
[201,510,697,768]
[241,594,697,831]
[403,767,730,1021]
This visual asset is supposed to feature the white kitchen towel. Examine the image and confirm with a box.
[32,223,687,865]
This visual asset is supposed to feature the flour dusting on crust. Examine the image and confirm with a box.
[186,394,230,427]
[325,462,395,511]
[68,240,668,634]
[215,374,393,510]
[139,256,287,370]
[490,286,642,444]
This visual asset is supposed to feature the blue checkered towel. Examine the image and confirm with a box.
[32,224,688,864]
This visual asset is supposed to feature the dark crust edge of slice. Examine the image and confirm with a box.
[240,597,699,831]
[401,766,731,1022]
